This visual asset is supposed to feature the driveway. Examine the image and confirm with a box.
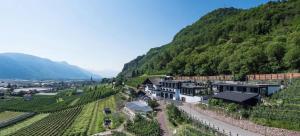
[178,103,262,136]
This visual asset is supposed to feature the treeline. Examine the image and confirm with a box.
[119,0,300,80]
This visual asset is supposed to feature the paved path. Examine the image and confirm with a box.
[178,103,262,136]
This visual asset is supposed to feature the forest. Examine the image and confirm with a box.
[119,0,300,80]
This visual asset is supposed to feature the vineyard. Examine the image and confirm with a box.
[0,112,36,128]
[0,111,24,122]
[0,85,117,113]
[0,114,49,136]
[251,79,300,131]
[0,85,122,136]
[9,107,82,136]
[63,96,120,136]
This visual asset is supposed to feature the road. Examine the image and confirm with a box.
[178,103,262,136]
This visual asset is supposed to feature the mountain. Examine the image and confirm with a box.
[119,0,300,80]
[0,53,100,80]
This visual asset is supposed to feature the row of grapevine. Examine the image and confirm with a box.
[63,102,97,136]
[0,94,78,113]
[251,79,300,131]
[10,107,82,136]
[76,86,117,105]
[0,114,49,136]
[0,112,36,128]
[63,96,117,136]
[0,85,118,113]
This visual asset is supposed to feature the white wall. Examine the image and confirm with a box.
[179,94,202,103]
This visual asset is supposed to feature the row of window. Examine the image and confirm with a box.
[219,86,266,94]
[160,82,181,88]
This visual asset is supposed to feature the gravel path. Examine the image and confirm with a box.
[184,103,300,136]
[157,102,172,136]
[178,103,262,136]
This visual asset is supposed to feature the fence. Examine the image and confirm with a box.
[247,73,300,80]
[175,73,300,81]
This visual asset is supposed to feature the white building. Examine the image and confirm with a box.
[142,77,162,99]
[142,77,209,103]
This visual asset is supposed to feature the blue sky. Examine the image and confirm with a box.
[0,0,270,75]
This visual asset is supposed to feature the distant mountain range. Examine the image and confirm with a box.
[0,53,100,80]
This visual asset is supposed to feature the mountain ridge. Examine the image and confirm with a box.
[0,53,100,80]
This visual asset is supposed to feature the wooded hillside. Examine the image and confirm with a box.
[119,0,300,80]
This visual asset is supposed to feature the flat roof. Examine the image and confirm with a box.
[182,83,206,89]
[125,101,152,113]
[213,91,259,103]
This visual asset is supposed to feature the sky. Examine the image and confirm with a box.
[0,0,270,76]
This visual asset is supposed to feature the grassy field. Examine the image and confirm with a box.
[0,111,24,122]
[0,114,49,136]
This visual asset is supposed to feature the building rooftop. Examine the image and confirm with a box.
[182,82,206,89]
[125,101,152,113]
[213,91,259,103]
[149,77,161,85]
[143,77,161,86]
[212,82,280,88]
[13,87,52,93]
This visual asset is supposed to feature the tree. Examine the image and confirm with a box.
[283,47,300,69]
[148,99,159,109]
[265,42,285,61]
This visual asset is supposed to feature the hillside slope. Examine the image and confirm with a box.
[0,53,99,80]
[119,0,300,80]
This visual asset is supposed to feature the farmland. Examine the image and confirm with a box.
[251,79,300,131]
[0,85,122,136]
[64,96,120,136]
[0,111,24,122]
[0,85,118,113]
[10,107,82,136]
[0,114,49,136]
